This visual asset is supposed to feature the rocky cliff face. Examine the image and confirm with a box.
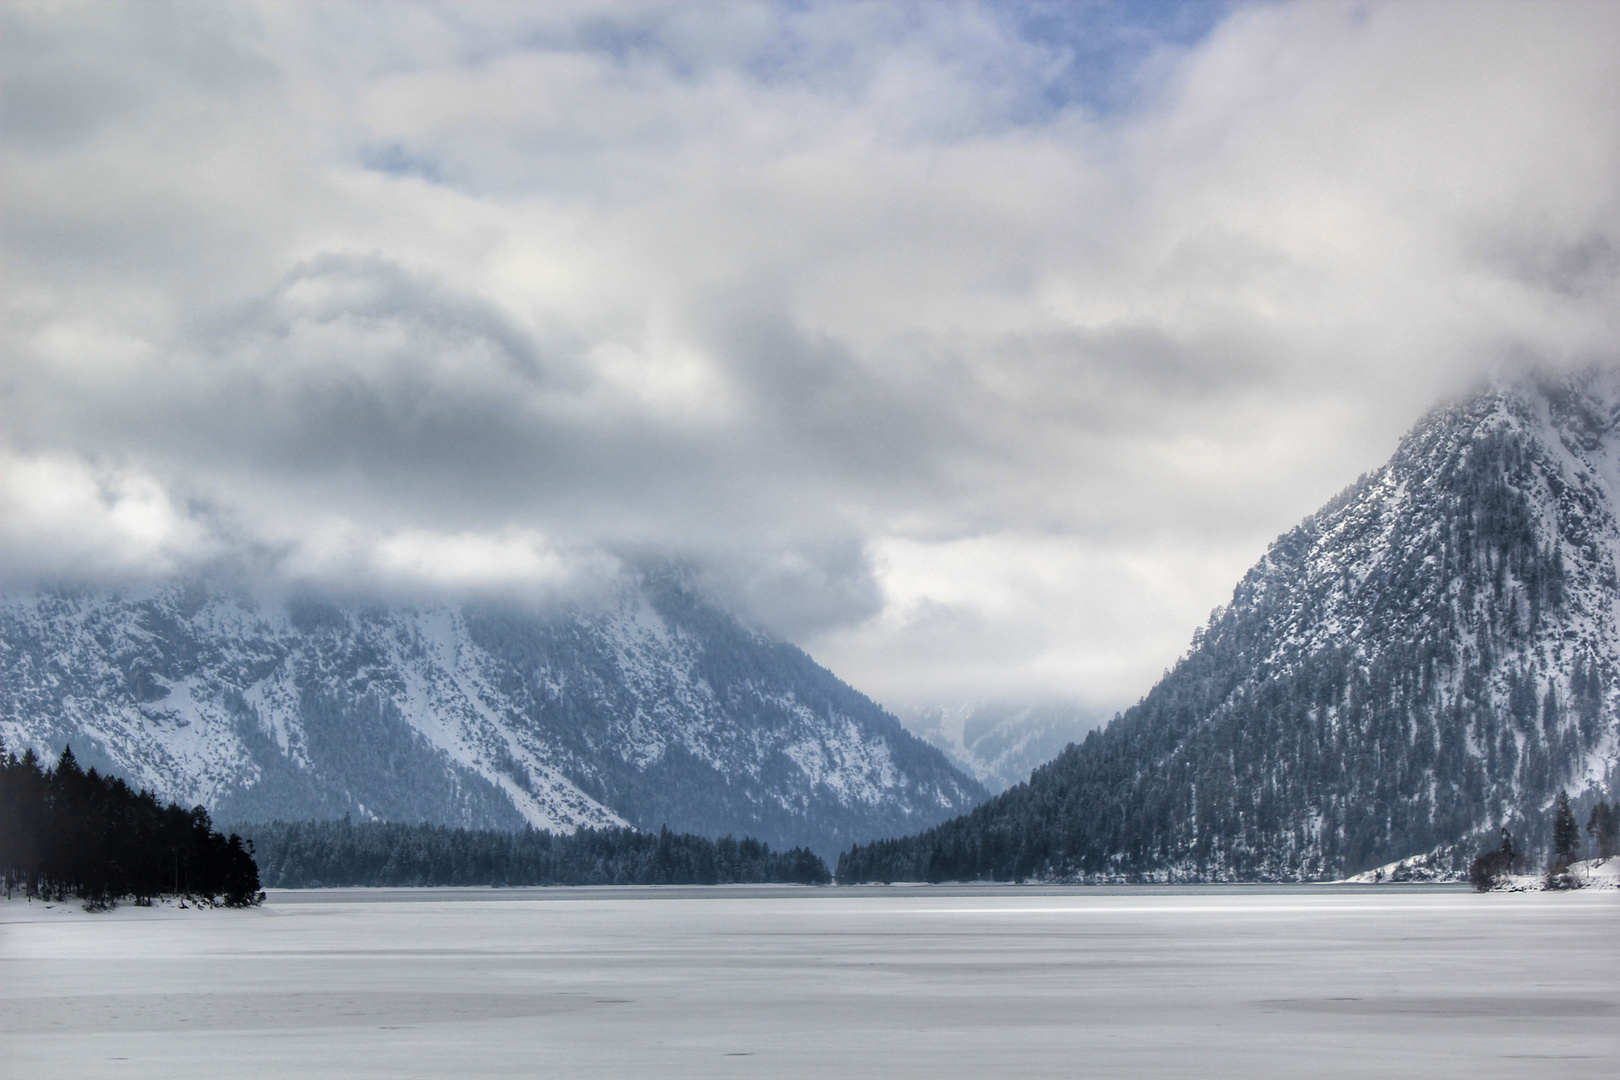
[840,370,1620,882]
[0,569,984,858]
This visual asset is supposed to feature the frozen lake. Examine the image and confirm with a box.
[3,884,1616,1079]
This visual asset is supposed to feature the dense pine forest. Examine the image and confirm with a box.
[236,819,832,887]
[1,742,262,906]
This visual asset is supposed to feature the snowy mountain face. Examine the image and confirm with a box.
[840,371,1620,882]
[904,703,1099,794]
[0,572,985,858]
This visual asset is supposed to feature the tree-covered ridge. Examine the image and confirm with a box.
[236,819,831,888]
[1,743,262,906]
[839,373,1620,884]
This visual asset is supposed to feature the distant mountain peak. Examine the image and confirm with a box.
[902,702,1100,794]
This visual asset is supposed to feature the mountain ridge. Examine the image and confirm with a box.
[0,567,986,859]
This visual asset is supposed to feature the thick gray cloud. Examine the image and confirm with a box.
[3,1,1618,713]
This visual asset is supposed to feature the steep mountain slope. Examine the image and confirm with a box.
[840,370,1620,882]
[0,570,984,858]
[904,703,1099,794]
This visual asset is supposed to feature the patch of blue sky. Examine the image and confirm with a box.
[360,142,443,183]
[568,11,688,70]
[989,0,1239,117]
[505,2,1239,120]
[754,1,1241,134]
[354,1,1244,179]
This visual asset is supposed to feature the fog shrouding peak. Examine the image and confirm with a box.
[4,1,1618,712]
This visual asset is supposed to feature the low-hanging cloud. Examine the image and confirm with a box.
[3,0,1618,713]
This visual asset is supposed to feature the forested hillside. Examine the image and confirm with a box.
[840,371,1620,883]
[237,819,829,887]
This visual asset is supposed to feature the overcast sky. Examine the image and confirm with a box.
[4,1,1618,717]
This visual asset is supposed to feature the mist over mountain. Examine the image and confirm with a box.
[902,703,1100,794]
[840,370,1620,883]
[8,2,1618,722]
[0,566,984,859]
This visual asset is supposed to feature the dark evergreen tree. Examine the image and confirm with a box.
[1551,791,1580,864]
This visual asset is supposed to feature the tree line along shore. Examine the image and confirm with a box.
[1,742,262,907]
[1,743,830,907]
[5,741,1612,905]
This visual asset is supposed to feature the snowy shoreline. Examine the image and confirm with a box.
[1342,854,1620,890]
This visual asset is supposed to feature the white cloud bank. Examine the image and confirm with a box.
[3,1,1618,712]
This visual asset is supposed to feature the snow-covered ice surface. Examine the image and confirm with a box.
[3,886,1616,1079]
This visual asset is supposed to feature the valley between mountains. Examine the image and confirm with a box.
[5,370,1619,879]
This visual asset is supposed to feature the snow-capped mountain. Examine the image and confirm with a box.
[840,369,1620,882]
[0,568,985,858]
[903,702,1099,794]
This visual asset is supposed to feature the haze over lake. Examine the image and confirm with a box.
[4,887,1616,1079]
